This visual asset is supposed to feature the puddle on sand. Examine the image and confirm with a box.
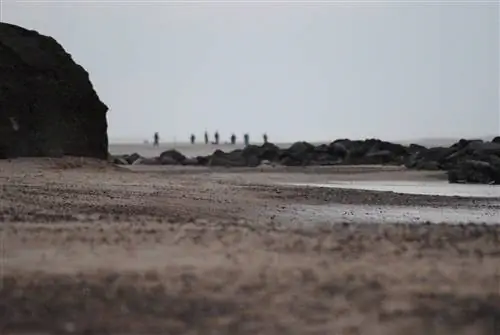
[280,203,500,225]
[283,180,500,199]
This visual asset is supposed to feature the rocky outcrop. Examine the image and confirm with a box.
[112,137,500,185]
[0,23,108,159]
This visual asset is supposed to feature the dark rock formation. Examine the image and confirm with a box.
[112,137,500,185]
[159,149,186,165]
[0,23,108,159]
[447,160,500,185]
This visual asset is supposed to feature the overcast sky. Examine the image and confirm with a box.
[1,1,499,143]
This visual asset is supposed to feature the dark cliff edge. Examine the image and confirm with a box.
[0,22,108,159]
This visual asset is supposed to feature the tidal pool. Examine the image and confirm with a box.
[273,180,500,225]
[279,203,500,225]
[284,180,500,198]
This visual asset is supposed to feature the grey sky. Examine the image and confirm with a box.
[2,1,499,143]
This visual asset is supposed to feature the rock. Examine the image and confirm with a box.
[280,141,316,165]
[135,157,159,165]
[112,156,129,165]
[159,149,186,165]
[125,152,142,165]
[196,155,209,165]
[208,153,247,167]
[335,139,408,165]
[159,156,178,165]
[327,142,348,159]
[415,161,440,171]
[260,159,272,166]
[239,145,262,166]
[414,146,457,164]
[374,141,408,157]
[182,157,199,166]
[451,138,480,150]
[280,156,305,166]
[287,141,316,155]
[493,136,500,144]
[489,154,500,166]
[314,144,329,153]
[0,23,108,159]
[466,141,500,156]
[401,139,500,183]
[447,160,500,185]
[364,150,397,164]
[203,145,266,168]
[312,153,342,166]
[408,143,426,154]
[258,142,281,161]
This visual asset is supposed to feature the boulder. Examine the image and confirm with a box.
[239,145,263,166]
[280,141,316,165]
[208,153,247,167]
[135,157,160,165]
[125,152,142,165]
[448,160,500,185]
[111,156,128,165]
[256,142,281,162]
[407,143,426,154]
[182,157,199,166]
[159,149,186,165]
[287,141,315,155]
[311,153,342,166]
[280,156,305,166]
[0,23,108,159]
[410,146,456,166]
[364,150,397,165]
[466,141,500,156]
[415,161,440,171]
[336,139,407,165]
[196,155,209,166]
[207,148,260,167]
[451,139,480,150]
[327,142,348,159]
[374,141,408,157]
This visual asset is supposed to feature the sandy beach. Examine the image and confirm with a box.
[1,156,500,335]
[1,1,498,332]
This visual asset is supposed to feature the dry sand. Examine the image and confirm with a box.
[1,157,500,335]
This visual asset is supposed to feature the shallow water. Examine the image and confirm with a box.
[279,203,500,225]
[275,180,500,225]
[285,180,500,198]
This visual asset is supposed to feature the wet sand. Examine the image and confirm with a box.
[286,181,500,198]
[1,157,500,334]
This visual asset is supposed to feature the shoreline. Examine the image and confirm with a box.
[109,137,500,186]
[1,157,500,334]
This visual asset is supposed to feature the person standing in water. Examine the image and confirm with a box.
[214,131,220,145]
[190,134,196,145]
[230,133,236,145]
[243,133,250,146]
[204,131,209,145]
[263,133,268,144]
[153,132,160,147]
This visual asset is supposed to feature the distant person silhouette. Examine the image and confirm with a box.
[214,131,220,145]
[263,133,268,144]
[244,133,250,146]
[190,134,196,145]
[153,132,160,147]
[230,133,236,145]
[204,131,209,145]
